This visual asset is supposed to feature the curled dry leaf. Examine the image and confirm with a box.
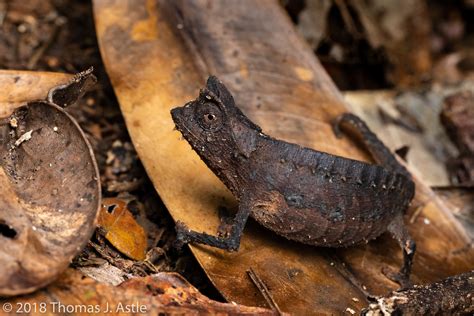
[94,0,474,314]
[0,269,278,315]
[0,70,100,296]
[0,70,71,118]
[98,197,147,261]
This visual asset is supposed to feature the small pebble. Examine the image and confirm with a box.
[86,97,95,106]
[9,118,18,128]
[14,130,33,147]
[17,23,27,33]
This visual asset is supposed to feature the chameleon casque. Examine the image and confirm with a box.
[171,76,416,287]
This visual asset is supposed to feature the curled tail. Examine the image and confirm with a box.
[333,113,412,180]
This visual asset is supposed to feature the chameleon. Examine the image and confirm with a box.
[170,76,416,288]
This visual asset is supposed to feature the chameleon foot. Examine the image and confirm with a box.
[174,221,191,250]
[382,266,412,290]
[173,219,243,251]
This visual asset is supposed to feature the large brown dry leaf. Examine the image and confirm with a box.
[0,269,276,315]
[0,71,100,296]
[93,0,474,314]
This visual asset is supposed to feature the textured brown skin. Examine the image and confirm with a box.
[171,77,416,285]
[363,270,474,315]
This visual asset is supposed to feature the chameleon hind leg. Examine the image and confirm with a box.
[383,215,416,289]
[333,113,416,289]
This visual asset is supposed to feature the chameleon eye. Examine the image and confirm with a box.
[196,102,223,131]
[204,113,216,122]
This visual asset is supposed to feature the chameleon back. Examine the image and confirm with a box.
[246,138,414,247]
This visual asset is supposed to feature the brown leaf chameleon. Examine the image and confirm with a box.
[171,76,416,288]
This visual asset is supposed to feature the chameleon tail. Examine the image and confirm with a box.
[333,113,412,180]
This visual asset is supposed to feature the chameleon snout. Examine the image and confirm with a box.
[170,106,184,124]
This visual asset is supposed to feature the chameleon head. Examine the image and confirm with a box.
[171,76,262,165]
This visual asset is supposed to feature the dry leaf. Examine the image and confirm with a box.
[0,71,100,296]
[441,90,474,185]
[343,87,474,243]
[350,0,433,86]
[0,70,71,117]
[94,0,474,314]
[343,82,474,187]
[0,269,277,315]
[296,0,332,49]
[98,197,147,261]
[434,188,474,241]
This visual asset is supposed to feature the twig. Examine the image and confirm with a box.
[246,267,282,315]
[333,0,361,39]
[431,184,474,190]
[325,252,372,301]
[14,130,33,147]
[409,205,424,224]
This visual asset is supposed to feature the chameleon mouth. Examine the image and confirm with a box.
[170,106,189,135]
[170,106,183,126]
[170,106,202,145]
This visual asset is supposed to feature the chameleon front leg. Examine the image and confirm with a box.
[175,195,251,251]
[383,215,416,289]
[332,113,411,179]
